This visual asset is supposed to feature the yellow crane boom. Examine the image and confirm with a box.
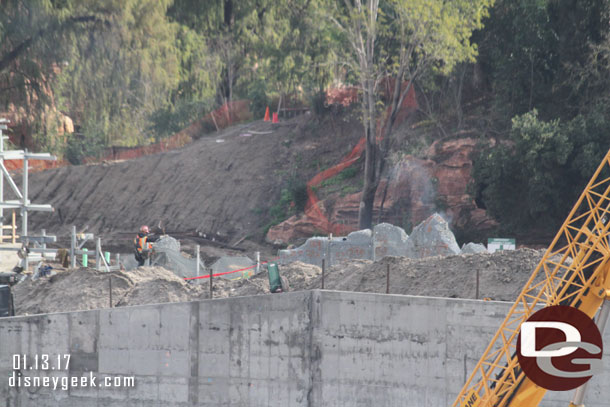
[453,150,610,407]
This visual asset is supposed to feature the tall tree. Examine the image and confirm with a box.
[0,0,211,156]
[169,0,258,106]
[54,0,218,152]
[324,0,494,229]
[0,0,112,148]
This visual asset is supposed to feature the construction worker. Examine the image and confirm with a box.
[134,225,159,266]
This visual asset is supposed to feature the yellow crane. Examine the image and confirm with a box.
[453,150,610,407]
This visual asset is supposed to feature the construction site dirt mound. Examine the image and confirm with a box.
[13,268,132,315]
[212,261,322,298]
[12,249,544,316]
[115,267,199,307]
[13,267,201,315]
[315,248,544,301]
[216,249,544,301]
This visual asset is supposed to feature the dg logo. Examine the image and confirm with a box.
[517,305,604,391]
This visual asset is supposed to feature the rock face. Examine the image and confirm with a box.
[405,214,461,259]
[277,217,481,266]
[373,223,409,259]
[461,242,487,254]
[267,137,496,245]
[278,230,376,267]
[427,137,494,231]
[279,224,410,265]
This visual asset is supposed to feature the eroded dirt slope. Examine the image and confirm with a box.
[22,115,362,245]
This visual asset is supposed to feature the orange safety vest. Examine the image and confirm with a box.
[134,235,153,253]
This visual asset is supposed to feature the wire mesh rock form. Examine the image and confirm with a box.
[404,213,461,259]
[279,214,472,266]
[151,236,202,279]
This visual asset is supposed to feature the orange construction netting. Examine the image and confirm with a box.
[304,82,418,234]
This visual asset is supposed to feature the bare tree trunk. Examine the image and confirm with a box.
[276,92,283,114]
[355,0,382,230]
[358,75,379,229]
[359,135,378,229]
[455,63,467,129]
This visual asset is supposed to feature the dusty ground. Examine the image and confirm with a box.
[214,248,544,301]
[20,113,363,252]
[12,249,544,316]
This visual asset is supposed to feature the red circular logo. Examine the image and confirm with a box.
[517,305,603,391]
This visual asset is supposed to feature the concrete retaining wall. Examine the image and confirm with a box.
[1,291,609,406]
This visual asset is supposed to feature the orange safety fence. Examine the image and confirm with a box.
[4,159,66,172]
[183,257,279,281]
[304,82,418,234]
[85,131,192,164]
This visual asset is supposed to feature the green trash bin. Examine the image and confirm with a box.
[268,262,282,293]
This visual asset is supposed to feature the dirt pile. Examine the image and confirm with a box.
[14,268,132,315]
[12,249,544,316]
[216,249,544,301]
[13,267,203,315]
[314,248,543,301]
[213,261,322,298]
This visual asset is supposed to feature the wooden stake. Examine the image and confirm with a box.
[321,259,325,289]
[386,263,390,294]
[209,269,213,299]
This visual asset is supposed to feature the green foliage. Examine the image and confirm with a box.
[472,109,610,233]
[64,122,106,164]
[246,78,270,119]
[474,0,608,120]
[319,166,359,188]
[55,0,184,147]
[263,177,308,234]
[309,89,330,117]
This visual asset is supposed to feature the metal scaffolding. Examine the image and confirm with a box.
[0,118,57,270]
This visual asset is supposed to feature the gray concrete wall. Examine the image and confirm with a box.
[1,291,609,406]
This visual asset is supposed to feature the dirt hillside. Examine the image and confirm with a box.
[21,114,363,247]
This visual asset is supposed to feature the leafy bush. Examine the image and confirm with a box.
[309,89,330,117]
[65,123,106,165]
[472,108,610,233]
[247,78,270,120]
[263,178,308,235]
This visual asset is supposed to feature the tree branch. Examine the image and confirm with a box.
[0,15,102,73]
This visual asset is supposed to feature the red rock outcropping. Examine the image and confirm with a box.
[267,137,496,244]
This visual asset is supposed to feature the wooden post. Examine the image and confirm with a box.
[386,263,390,294]
[321,259,325,289]
[476,269,480,300]
[11,210,15,244]
[196,245,200,277]
[109,277,113,308]
[209,269,213,299]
